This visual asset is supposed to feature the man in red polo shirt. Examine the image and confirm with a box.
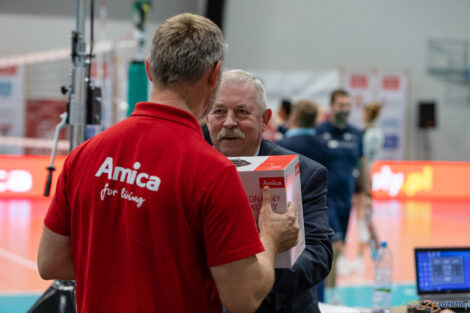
[37,13,299,313]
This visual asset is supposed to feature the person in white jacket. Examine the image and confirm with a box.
[363,102,384,166]
[356,102,384,263]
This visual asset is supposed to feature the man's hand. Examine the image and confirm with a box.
[210,186,300,313]
[258,186,299,253]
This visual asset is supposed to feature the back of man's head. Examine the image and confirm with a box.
[148,13,225,87]
[293,100,318,128]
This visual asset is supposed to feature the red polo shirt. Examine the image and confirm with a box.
[45,102,264,313]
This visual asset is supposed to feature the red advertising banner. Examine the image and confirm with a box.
[0,155,66,198]
[371,161,470,200]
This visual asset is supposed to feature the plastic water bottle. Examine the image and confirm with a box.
[372,241,393,313]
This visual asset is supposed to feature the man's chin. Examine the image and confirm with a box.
[216,141,243,157]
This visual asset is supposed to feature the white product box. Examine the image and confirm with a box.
[228,155,305,268]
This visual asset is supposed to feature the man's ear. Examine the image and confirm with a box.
[145,57,153,82]
[262,109,272,130]
[208,61,222,87]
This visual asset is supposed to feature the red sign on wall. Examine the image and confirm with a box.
[349,74,369,89]
[0,66,17,76]
[382,76,400,90]
[26,99,68,155]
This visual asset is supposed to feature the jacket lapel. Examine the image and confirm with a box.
[259,139,271,156]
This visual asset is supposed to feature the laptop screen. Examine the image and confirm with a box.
[415,247,470,294]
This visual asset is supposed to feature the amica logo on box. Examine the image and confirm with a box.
[259,177,285,189]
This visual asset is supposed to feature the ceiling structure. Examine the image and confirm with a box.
[0,0,204,23]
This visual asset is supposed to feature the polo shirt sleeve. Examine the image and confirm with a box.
[44,159,72,237]
[201,165,264,267]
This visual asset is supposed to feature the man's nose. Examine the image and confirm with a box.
[223,112,237,128]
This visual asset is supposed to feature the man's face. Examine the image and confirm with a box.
[207,81,269,157]
[331,95,351,128]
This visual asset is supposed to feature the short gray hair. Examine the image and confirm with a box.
[221,70,268,112]
[149,13,226,86]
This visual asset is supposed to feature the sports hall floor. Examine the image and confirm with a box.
[1,197,469,312]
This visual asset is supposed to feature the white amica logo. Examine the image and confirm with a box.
[372,165,405,197]
[95,157,161,191]
[0,170,33,193]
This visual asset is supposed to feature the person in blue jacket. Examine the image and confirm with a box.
[316,89,371,300]
[276,99,330,301]
[277,99,328,167]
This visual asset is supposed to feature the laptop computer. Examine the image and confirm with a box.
[413,247,470,311]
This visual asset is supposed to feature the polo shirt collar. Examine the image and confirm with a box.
[131,102,203,137]
[254,145,261,156]
[285,127,316,138]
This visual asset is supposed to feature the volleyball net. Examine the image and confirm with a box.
[0,40,137,155]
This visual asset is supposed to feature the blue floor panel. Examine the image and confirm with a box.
[0,294,41,313]
[326,284,418,307]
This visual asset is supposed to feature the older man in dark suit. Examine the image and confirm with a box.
[206,69,334,313]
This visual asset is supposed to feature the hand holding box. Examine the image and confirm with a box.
[229,155,305,268]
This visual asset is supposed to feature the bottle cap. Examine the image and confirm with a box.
[381,241,387,248]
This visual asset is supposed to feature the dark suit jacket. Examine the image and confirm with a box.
[256,139,334,313]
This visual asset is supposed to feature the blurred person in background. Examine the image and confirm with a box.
[276,99,330,301]
[37,14,300,313]
[362,102,384,166]
[207,69,333,313]
[277,99,328,167]
[265,99,292,141]
[316,89,371,303]
[275,99,293,135]
[356,102,383,259]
